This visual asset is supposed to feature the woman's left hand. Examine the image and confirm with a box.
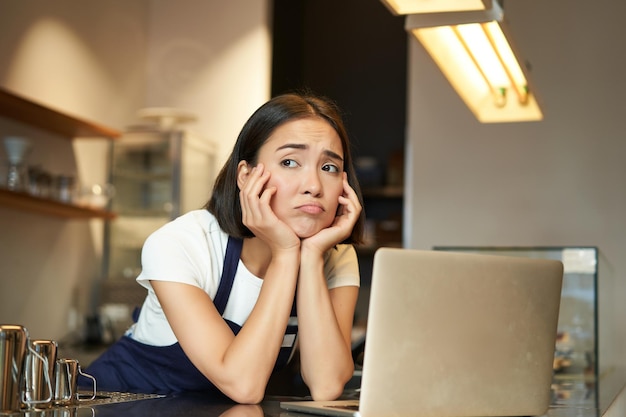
[302,172,361,254]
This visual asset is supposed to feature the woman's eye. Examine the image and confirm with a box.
[322,164,340,173]
[281,159,298,168]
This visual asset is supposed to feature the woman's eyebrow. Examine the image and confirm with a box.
[324,149,344,162]
[276,143,307,152]
[276,143,344,162]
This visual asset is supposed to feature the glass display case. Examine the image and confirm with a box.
[434,246,598,382]
[106,126,216,279]
[98,125,217,338]
[106,125,217,280]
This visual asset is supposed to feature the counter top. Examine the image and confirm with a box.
[13,369,626,417]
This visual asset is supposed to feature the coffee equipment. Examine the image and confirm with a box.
[0,325,27,413]
[24,339,58,409]
[0,325,102,413]
[2,136,31,191]
[0,325,52,413]
[54,358,96,406]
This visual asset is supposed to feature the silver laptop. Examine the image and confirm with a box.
[281,248,563,417]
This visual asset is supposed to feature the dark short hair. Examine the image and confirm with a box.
[206,92,365,244]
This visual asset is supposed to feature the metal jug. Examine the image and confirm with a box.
[24,339,57,409]
[53,358,96,406]
[0,325,53,413]
[0,325,28,413]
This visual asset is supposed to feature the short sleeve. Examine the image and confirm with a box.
[136,232,198,290]
[134,210,225,295]
[324,244,360,289]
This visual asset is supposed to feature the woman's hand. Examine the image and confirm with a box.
[295,173,361,399]
[301,172,362,255]
[239,164,300,252]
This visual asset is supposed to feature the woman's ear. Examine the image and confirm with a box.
[236,161,251,189]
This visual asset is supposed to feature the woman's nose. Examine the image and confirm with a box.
[303,169,322,196]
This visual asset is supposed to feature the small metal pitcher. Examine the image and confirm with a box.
[23,339,57,409]
[53,358,96,406]
[0,325,52,413]
[0,325,28,413]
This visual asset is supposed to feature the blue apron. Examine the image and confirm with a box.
[82,236,298,394]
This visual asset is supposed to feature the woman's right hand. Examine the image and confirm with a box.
[239,163,300,252]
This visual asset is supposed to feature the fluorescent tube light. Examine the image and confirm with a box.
[381,0,492,15]
[406,3,543,122]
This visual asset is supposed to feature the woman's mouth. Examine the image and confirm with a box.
[298,203,324,215]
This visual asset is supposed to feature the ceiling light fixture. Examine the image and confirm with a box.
[404,2,543,123]
[381,0,492,15]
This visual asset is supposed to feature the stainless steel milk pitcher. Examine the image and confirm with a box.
[54,358,96,406]
[24,339,57,408]
[0,325,53,413]
[0,324,28,413]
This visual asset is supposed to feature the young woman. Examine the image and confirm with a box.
[84,93,365,404]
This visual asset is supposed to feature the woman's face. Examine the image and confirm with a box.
[245,117,345,238]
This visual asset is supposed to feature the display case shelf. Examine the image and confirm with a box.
[114,208,172,217]
[362,185,403,198]
[112,169,172,181]
[356,241,403,256]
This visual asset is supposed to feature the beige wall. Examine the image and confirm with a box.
[0,0,149,129]
[144,0,272,168]
[405,0,626,374]
[0,0,270,340]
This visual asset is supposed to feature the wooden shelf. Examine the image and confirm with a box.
[0,87,121,219]
[0,87,121,139]
[362,185,403,198]
[356,242,403,256]
[0,188,116,220]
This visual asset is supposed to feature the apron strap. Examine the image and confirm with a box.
[212,235,297,369]
[131,236,242,323]
[213,236,243,315]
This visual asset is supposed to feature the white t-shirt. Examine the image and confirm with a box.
[128,209,360,346]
